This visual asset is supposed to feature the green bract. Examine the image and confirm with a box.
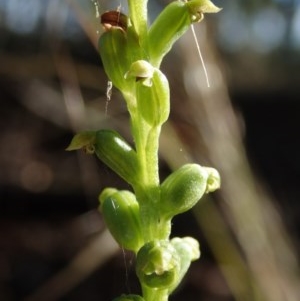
[100,189,143,252]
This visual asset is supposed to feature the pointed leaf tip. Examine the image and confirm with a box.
[66,131,97,151]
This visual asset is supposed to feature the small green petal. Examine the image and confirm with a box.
[187,0,222,21]
[204,167,221,193]
[66,131,96,153]
[125,60,154,81]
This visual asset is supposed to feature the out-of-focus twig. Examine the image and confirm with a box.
[161,22,300,301]
[24,229,119,301]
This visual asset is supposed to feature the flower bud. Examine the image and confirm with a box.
[148,1,190,67]
[94,130,139,186]
[125,60,154,86]
[100,189,143,252]
[160,164,209,219]
[136,240,180,289]
[128,62,170,126]
[98,27,131,93]
[148,0,221,67]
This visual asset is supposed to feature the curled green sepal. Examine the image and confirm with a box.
[125,60,170,126]
[66,131,96,154]
[112,294,145,301]
[148,0,221,67]
[94,129,139,186]
[169,237,200,293]
[160,164,209,219]
[136,240,180,289]
[99,188,143,252]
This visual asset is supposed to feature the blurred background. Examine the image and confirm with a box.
[1,0,300,300]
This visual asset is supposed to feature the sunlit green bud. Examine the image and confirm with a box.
[136,240,180,289]
[112,294,145,301]
[95,130,139,186]
[203,167,221,193]
[160,164,209,219]
[100,189,143,252]
[169,237,200,293]
[98,27,131,93]
[136,69,170,126]
[136,68,170,126]
[66,131,96,154]
[148,0,221,67]
[124,60,170,126]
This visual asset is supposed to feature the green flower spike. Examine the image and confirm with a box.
[67,0,221,300]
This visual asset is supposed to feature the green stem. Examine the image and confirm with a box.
[126,98,159,188]
[129,105,170,242]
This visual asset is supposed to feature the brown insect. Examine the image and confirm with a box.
[101,10,128,32]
